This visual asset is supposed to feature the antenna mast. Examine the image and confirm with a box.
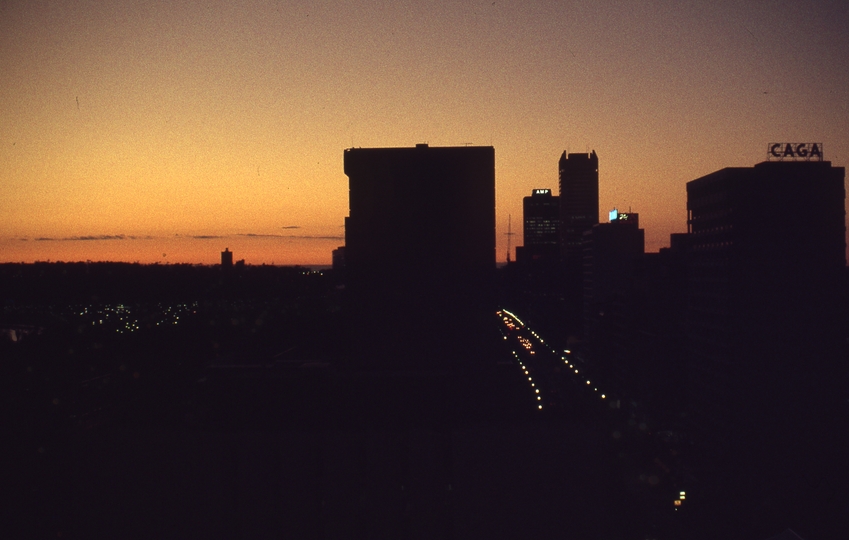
[505,214,516,263]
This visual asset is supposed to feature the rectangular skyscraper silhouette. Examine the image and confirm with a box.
[514,189,561,319]
[685,157,846,528]
[686,159,845,430]
[581,210,645,343]
[343,144,496,371]
[220,247,233,268]
[559,150,599,262]
[558,150,599,330]
[519,188,560,263]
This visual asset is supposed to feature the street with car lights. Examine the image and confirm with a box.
[496,308,692,537]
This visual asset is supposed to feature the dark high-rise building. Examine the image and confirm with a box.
[221,247,233,268]
[513,189,561,328]
[685,157,846,534]
[582,210,644,339]
[343,144,496,371]
[579,210,645,398]
[516,188,559,264]
[558,150,599,332]
[559,150,599,262]
[686,159,845,434]
[331,246,346,281]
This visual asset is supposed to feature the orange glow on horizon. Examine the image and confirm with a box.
[0,234,343,266]
[2,1,847,264]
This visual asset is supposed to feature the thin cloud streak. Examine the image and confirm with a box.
[24,233,343,242]
[34,235,151,242]
[238,233,344,240]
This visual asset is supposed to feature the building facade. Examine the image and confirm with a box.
[221,248,233,268]
[512,189,561,328]
[343,144,496,370]
[558,150,599,331]
[684,158,846,530]
[559,150,599,263]
[517,188,560,264]
[686,160,845,433]
[582,210,644,340]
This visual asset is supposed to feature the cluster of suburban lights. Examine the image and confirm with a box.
[497,309,609,411]
[77,302,198,334]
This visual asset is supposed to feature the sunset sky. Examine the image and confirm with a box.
[2,0,848,265]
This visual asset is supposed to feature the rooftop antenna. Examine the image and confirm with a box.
[505,214,516,263]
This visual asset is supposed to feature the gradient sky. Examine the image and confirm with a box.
[2,0,848,265]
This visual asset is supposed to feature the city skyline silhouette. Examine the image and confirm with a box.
[3,1,849,265]
[5,140,847,539]
[4,2,849,538]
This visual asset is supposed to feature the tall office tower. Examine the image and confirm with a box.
[559,151,599,260]
[517,188,560,264]
[582,210,644,340]
[343,144,496,371]
[580,210,644,396]
[685,154,846,534]
[514,189,561,327]
[558,150,599,331]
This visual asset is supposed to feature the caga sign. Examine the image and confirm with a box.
[767,143,823,161]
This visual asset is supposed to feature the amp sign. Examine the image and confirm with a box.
[767,143,823,161]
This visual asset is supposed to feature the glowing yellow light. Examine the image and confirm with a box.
[538,405,543,409]
[535,389,539,394]
[601,394,605,398]
[674,500,682,507]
